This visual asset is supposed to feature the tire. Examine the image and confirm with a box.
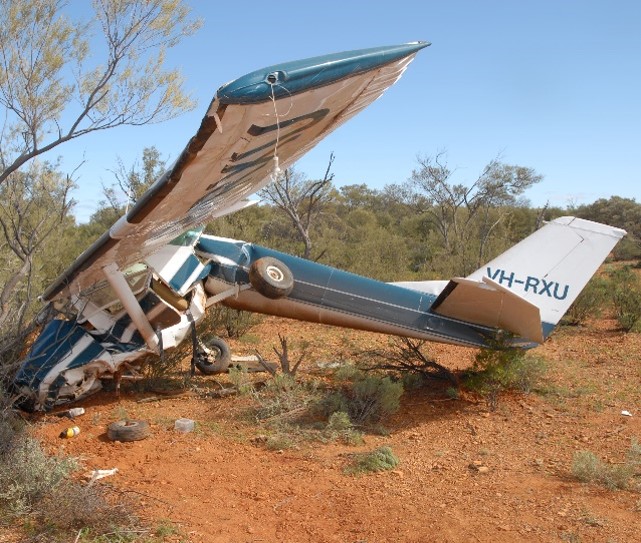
[195,336,232,375]
[248,257,294,299]
[107,420,150,442]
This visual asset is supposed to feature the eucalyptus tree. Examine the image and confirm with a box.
[259,153,336,260]
[0,0,200,366]
[406,153,542,276]
[0,0,200,185]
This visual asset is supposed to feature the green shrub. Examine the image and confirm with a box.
[252,374,319,421]
[612,237,641,261]
[464,346,547,410]
[610,267,641,332]
[350,376,403,423]
[325,411,364,445]
[266,433,295,450]
[627,438,641,468]
[563,276,610,325]
[320,374,403,426]
[572,441,641,490]
[228,365,253,395]
[333,364,364,382]
[201,306,263,339]
[0,403,133,541]
[0,424,76,517]
[345,446,399,475]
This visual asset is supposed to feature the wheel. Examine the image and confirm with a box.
[107,420,150,442]
[248,257,294,299]
[195,336,232,375]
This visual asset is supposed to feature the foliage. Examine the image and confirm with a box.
[103,147,167,213]
[0,160,74,372]
[0,389,134,541]
[228,365,253,395]
[141,340,190,385]
[464,343,547,410]
[0,433,75,516]
[0,0,200,185]
[325,411,364,446]
[609,267,641,332]
[252,373,318,419]
[404,152,542,275]
[345,446,399,475]
[563,276,610,325]
[572,440,641,490]
[259,155,335,259]
[574,196,641,261]
[200,305,264,339]
[320,369,403,426]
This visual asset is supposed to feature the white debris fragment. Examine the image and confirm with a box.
[87,468,119,485]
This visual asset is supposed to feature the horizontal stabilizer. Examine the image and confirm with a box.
[431,276,543,343]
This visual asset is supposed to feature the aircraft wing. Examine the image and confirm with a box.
[44,42,429,303]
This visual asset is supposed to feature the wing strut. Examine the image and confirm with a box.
[102,263,160,353]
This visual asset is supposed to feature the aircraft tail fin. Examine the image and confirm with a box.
[457,217,626,340]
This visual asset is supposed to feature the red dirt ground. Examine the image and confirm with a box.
[26,316,641,542]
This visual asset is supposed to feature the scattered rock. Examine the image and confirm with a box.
[468,462,490,473]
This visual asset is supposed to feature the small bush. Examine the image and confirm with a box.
[266,433,295,450]
[325,411,364,446]
[228,365,253,395]
[0,428,76,517]
[201,306,263,339]
[252,374,319,421]
[572,442,640,490]
[610,268,641,332]
[612,237,641,261]
[345,446,399,475]
[319,373,403,426]
[0,399,134,541]
[37,480,132,537]
[464,345,547,410]
[563,276,610,325]
[350,376,403,424]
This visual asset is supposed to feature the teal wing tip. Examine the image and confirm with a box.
[406,40,431,49]
[218,41,431,104]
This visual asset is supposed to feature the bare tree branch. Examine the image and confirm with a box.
[259,153,335,259]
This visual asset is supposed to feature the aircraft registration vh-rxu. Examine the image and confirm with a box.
[13,42,626,411]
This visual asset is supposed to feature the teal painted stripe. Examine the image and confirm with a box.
[168,254,202,293]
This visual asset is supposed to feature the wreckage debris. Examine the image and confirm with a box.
[174,418,195,433]
[60,426,80,439]
[107,420,150,442]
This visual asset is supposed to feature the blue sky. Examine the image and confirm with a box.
[61,1,641,222]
